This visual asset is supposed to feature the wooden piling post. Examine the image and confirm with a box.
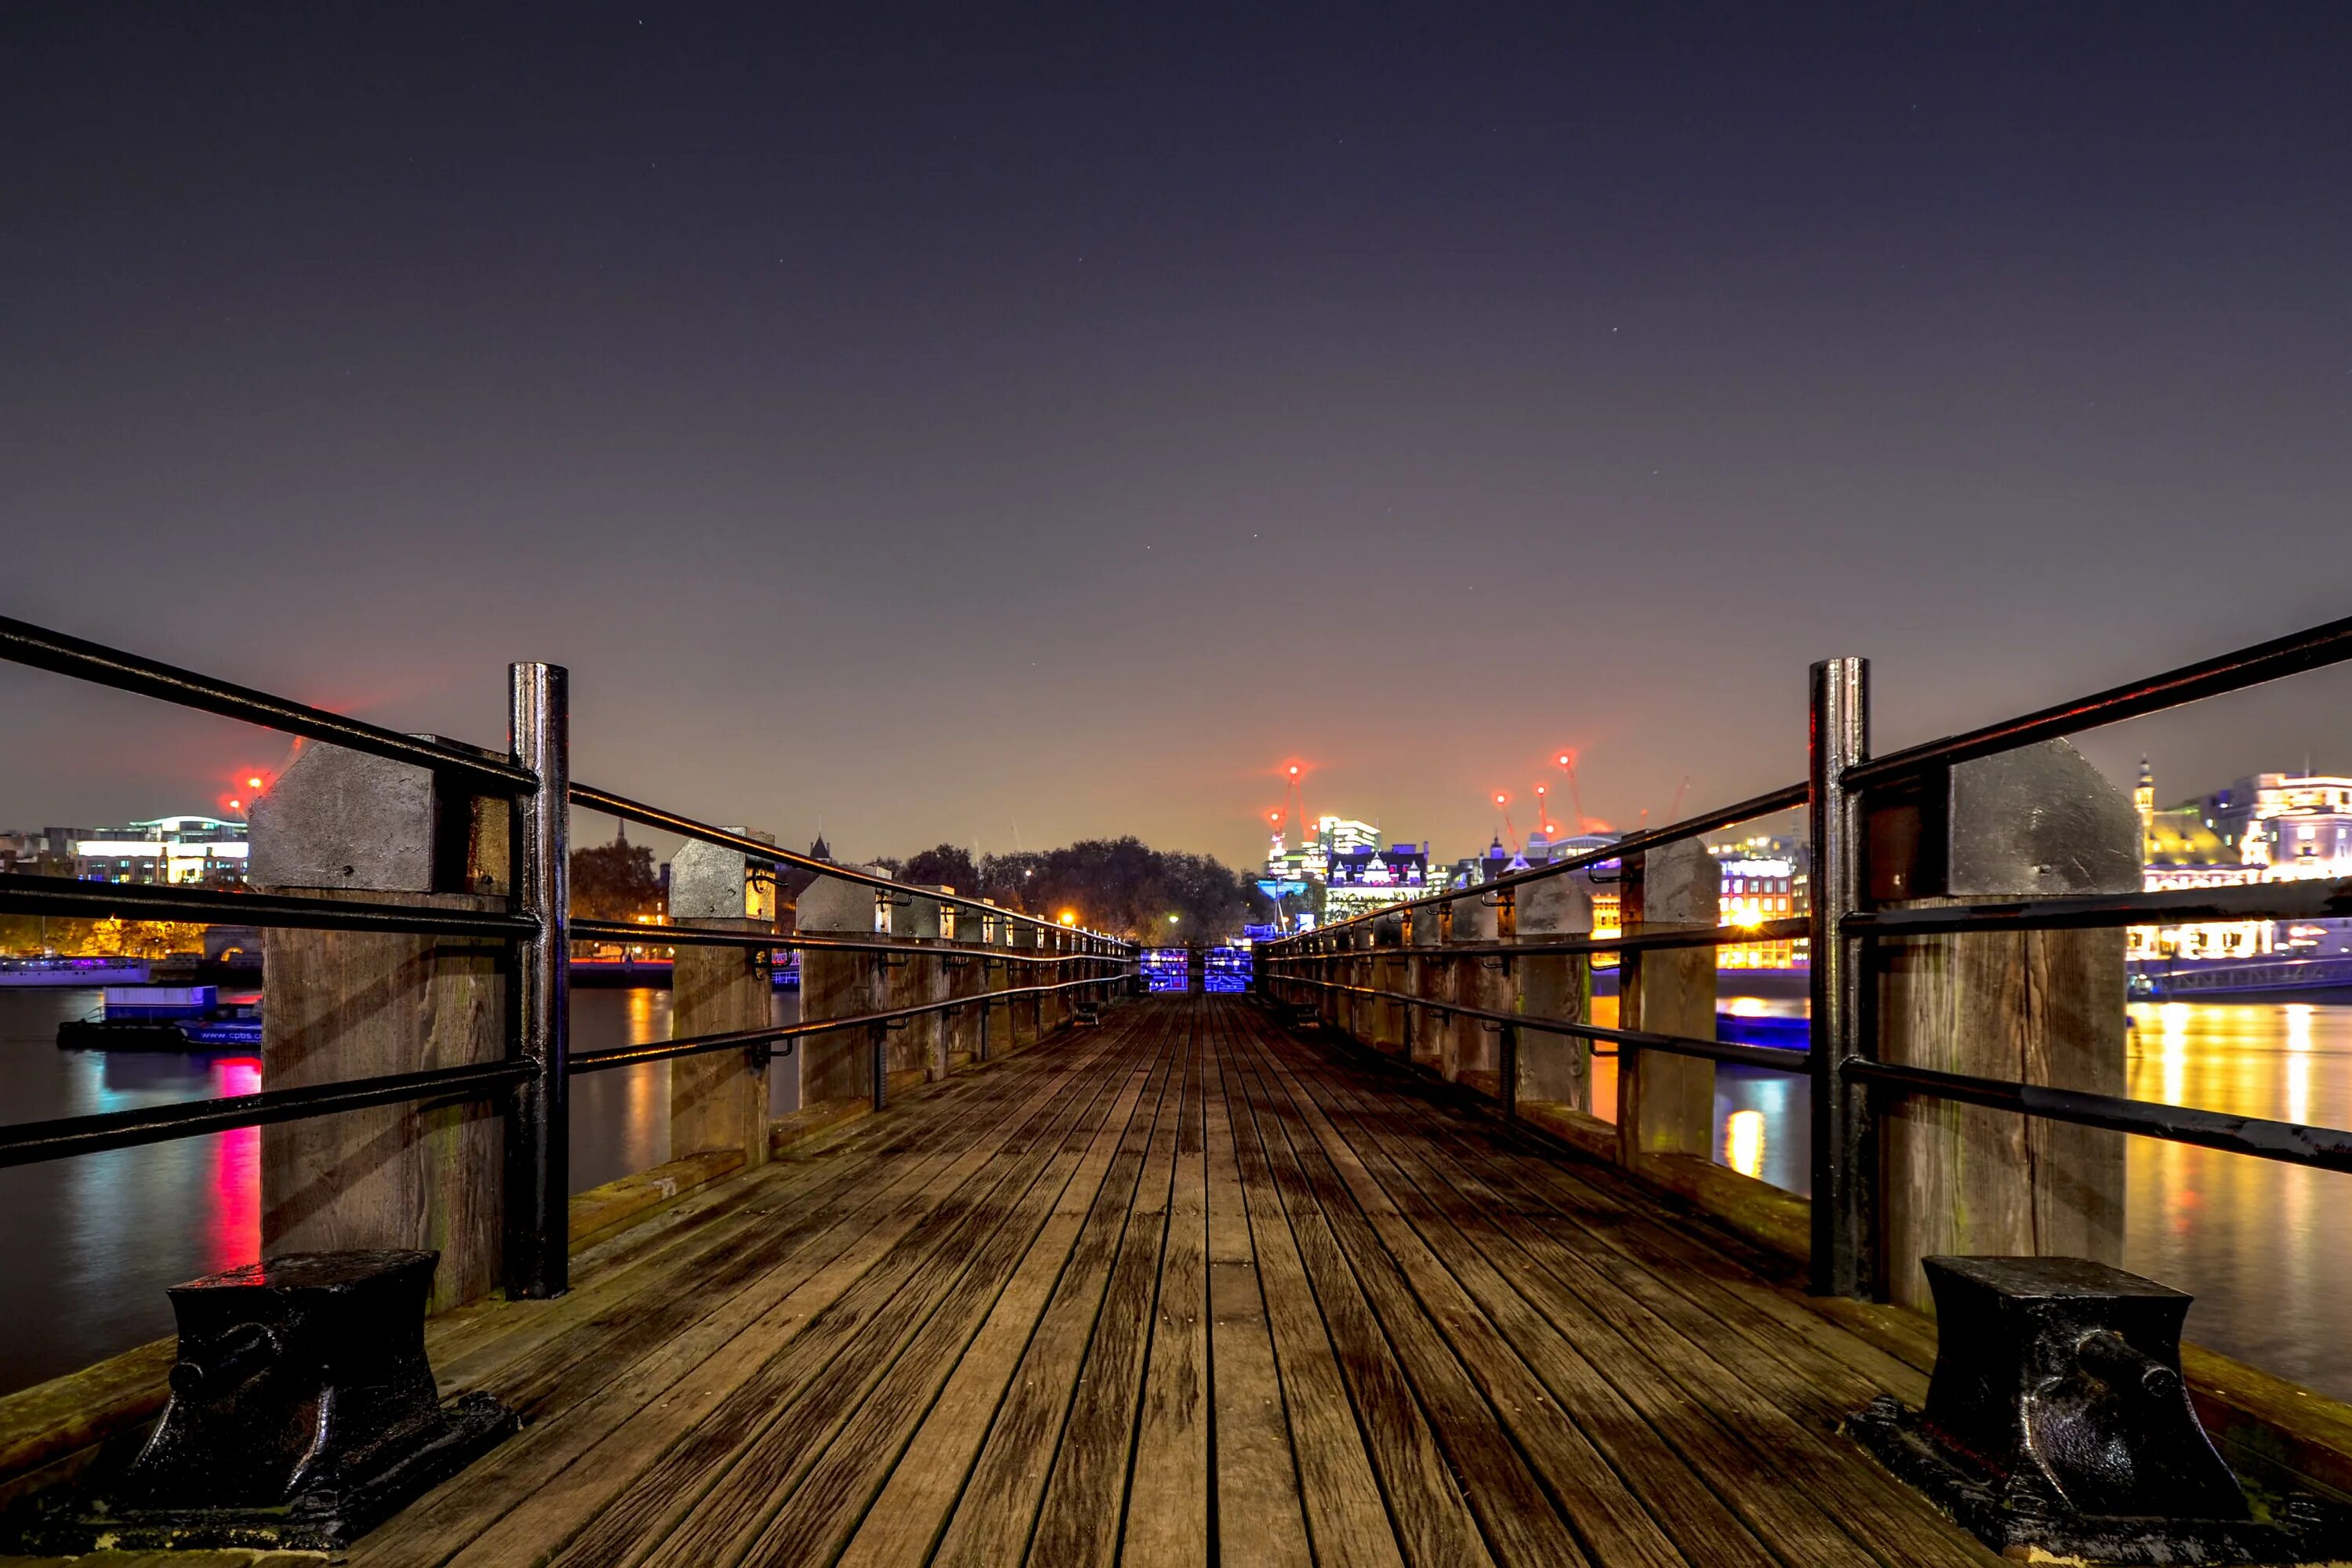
[1447,892,1508,1093]
[1039,926,1068,1032]
[1617,840,1720,1165]
[1005,918,1040,1051]
[795,869,887,1105]
[942,894,982,1071]
[1407,905,1442,1071]
[1369,913,1408,1058]
[1875,740,2138,1311]
[249,742,509,1313]
[891,886,952,1081]
[1515,872,1595,1112]
[666,833,775,1171]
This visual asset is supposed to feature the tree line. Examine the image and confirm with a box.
[567,833,1268,942]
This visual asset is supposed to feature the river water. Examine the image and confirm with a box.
[2,989,2346,1406]
[0,988,795,1396]
[1588,993,2352,1402]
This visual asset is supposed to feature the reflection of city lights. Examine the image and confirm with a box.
[2158,1003,2190,1105]
[2286,1004,2314,1053]
[1726,1109,1766,1179]
[1727,996,1767,1017]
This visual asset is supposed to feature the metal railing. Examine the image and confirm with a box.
[1256,609,2352,1298]
[0,613,1135,1299]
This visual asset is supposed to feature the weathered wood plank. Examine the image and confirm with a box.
[1231,1024,1580,1567]
[374,1028,1131,1568]
[1269,1037,1864,1568]
[840,1011,1184,1568]
[608,1033,1141,1568]
[723,1038,1165,1568]
[1225,1020,1496,1568]
[1122,1006,1212,1567]
[923,1010,1186,1567]
[1021,1011,1190,1566]
[1200,1004,1313,1568]
[1271,1028,1998,1567]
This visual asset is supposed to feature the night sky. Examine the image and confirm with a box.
[5,5,2348,868]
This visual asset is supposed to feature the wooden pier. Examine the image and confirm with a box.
[59,992,1999,1568]
[16,614,2352,1566]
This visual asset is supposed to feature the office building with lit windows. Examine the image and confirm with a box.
[71,816,249,887]
[2133,764,2352,970]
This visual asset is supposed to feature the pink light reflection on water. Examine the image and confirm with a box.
[206,1056,262,1272]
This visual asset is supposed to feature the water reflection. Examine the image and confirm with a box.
[1577,990,2352,1400]
[0,986,798,1396]
[1724,1109,1766,1179]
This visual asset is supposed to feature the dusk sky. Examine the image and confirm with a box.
[4,5,2347,869]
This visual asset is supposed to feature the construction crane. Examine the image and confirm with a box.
[1555,750,1598,835]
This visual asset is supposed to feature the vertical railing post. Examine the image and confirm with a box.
[506,660,570,1301]
[1808,655,1871,1298]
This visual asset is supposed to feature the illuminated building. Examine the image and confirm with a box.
[1323,841,1432,923]
[1316,816,1380,855]
[2133,766,2352,968]
[1263,815,1396,929]
[1446,837,1517,891]
[71,816,249,887]
[1708,835,1809,970]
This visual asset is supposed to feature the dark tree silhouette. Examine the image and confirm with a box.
[884,837,1270,941]
[570,837,662,921]
[902,844,981,891]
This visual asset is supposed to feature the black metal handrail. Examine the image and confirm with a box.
[1258,916,1810,960]
[569,973,1126,1073]
[1845,1059,2352,1174]
[1262,971,1806,1073]
[1843,610,2352,792]
[567,917,1127,961]
[1253,608,2352,1307]
[0,871,537,939]
[568,782,1119,946]
[0,611,1138,1291]
[1257,779,1809,948]
[0,613,536,793]
[1842,878,2352,938]
[0,1060,535,1169]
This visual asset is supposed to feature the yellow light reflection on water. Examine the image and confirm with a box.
[1725,1109,1766,1179]
[2118,997,2352,1401]
[1591,993,1618,1122]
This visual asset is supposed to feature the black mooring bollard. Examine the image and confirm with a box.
[9,1250,514,1552]
[1849,1255,2349,1563]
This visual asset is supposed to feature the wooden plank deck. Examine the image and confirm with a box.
[20,994,2004,1567]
